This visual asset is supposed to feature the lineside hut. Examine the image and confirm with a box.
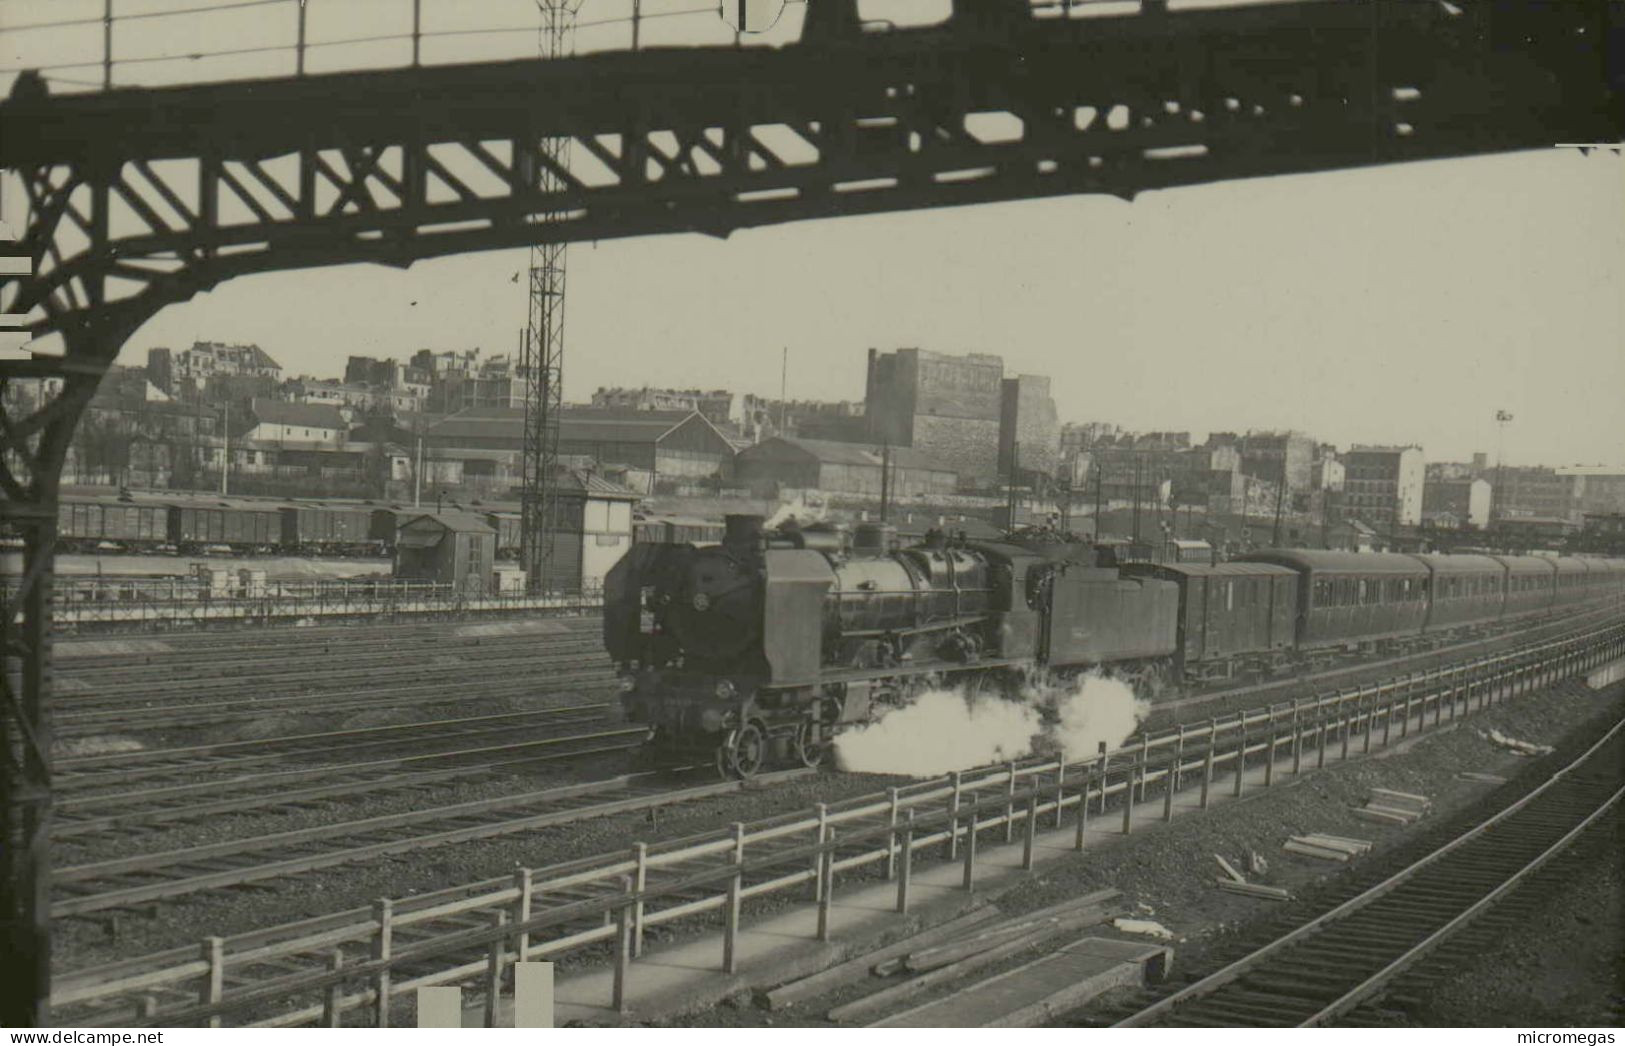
[541,467,640,595]
[393,511,496,596]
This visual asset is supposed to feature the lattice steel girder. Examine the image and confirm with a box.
[2,1,1620,345]
[1,352,106,1029]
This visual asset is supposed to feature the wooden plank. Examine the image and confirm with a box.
[762,908,998,1010]
[1283,841,1350,862]
[1457,772,1508,784]
[1213,854,1246,884]
[1214,879,1290,901]
[903,905,1113,973]
[1369,787,1430,805]
[1364,803,1422,821]
[827,920,1088,1025]
[1299,833,1371,854]
[871,939,1168,1028]
[1352,807,1412,826]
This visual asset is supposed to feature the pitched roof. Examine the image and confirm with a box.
[559,408,704,444]
[425,407,708,445]
[747,436,954,474]
[249,398,345,429]
[398,510,496,534]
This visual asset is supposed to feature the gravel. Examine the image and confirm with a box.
[55,768,907,972]
[666,677,1625,1027]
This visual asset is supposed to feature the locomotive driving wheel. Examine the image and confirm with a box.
[715,723,767,779]
[792,719,830,769]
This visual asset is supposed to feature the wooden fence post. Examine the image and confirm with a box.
[1022,792,1038,870]
[612,877,632,1013]
[1264,708,1277,788]
[514,868,533,962]
[813,803,830,899]
[631,843,648,958]
[372,899,393,1028]
[962,799,979,891]
[323,948,344,1027]
[1291,698,1304,774]
[1340,692,1352,760]
[1074,769,1090,851]
[485,909,508,1028]
[1096,743,1109,815]
[946,773,963,859]
[724,822,745,973]
[1121,757,1136,834]
[817,827,837,941]
[1004,760,1018,843]
[896,810,915,913]
[1053,750,1068,828]
[201,937,224,1028]
[1162,742,1176,822]
[885,788,901,880]
[1200,719,1215,809]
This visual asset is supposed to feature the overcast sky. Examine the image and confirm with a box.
[3,0,1622,467]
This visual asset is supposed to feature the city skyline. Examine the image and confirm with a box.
[59,143,1616,469]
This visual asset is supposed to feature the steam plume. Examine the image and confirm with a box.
[833,672,1151,777]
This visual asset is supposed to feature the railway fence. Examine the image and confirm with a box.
[53,620,1625,1027]
[7,576,605,631]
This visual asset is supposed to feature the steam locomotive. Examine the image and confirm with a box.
[605,514,1625,778]
[605,515,1178,777]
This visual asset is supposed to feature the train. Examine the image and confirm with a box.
[604,515,1625,777]
[52,490,725,560]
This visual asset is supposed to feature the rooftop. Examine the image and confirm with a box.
[749,436,954,473]
[248,398,346,429]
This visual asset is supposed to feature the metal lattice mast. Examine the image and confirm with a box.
[520,0,578,594]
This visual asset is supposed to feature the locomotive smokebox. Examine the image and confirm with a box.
[852,522,897,555]
[723,514,766,553]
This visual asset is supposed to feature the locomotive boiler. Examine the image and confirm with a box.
[604,514,1179,776]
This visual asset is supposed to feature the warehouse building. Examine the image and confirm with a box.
[866,348,1005,488]
[733,436,958,498]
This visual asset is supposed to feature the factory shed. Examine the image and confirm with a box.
[394,511,496,595]
[423,407,733,493]
[733,436,958,497]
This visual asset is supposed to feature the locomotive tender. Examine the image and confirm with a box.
[606,514,1178,777]
[605,515,1625,777]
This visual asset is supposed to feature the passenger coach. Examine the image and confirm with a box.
[1238,550,1429,649]
[1123,561,1296,680]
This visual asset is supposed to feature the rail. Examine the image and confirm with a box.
[5,576,605,630]
[51,619,1625,1027]
[1113,710,1625,1026]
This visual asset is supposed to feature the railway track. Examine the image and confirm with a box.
[53,662,617,736]
[1112,712,1625,1028]
[53,705,642,839]
[49,624,1623,1027]
[50,768,795,919]
[57,638,604,700]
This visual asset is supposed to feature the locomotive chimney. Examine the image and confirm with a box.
[723,514,765,555]
[852,521,897,556]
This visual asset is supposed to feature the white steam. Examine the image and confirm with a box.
[833,673,1151,777]
[764,492,827,530]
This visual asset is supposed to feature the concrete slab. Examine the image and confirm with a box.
[871,936,1170,1028]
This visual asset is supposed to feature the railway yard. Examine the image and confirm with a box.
[42,602,1625,1028]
